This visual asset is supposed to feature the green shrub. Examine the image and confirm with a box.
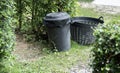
[0,0,15,72]
[15,0,32,32]
[0,0,15,59]
[15,0,79,41]
[92,24,120,73]
[31,0,78,39]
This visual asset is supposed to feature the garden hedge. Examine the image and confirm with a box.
[0,0,15,59]
[92,24,120,73]
[15,0,79,41]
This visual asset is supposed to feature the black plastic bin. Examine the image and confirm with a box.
[70,16,104,45]
[43,12,71,51]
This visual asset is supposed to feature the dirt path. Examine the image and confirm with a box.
[13,34,42,62]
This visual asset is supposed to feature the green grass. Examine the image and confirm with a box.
[20,43,91,73]
[1,42,91,73]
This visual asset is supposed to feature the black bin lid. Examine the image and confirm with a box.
[44,12,70,21]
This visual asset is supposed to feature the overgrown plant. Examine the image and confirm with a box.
[15,0,32,32]
[0,0,15,59]
[92,24,120,73]
[31,0,78,40]
[15,0,22,31]
[15,0,78,41]
[0,0,15,72]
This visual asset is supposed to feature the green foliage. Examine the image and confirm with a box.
[15,0,79,41]
[0,0,15,73]
[14,0,32,32]
[0,56,16,73]
[92,24,120,73]
[0,0,15,59]
[32,0,79,40]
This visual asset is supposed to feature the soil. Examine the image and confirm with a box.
[13,34,43,62]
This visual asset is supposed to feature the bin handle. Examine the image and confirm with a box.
[98,16,104,24]
[98,16,104,21]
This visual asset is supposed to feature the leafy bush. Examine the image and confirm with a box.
[92,24,120,73]
[32,0,78,39]
[15,0,32,32]
[15,0,79,41]
[0,0,15,59]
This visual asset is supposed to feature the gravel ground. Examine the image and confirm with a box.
[69,61,92,73]
[93,0,120,6]
[80,1,120,14]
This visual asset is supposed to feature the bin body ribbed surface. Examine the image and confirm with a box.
[71,17,104,45]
